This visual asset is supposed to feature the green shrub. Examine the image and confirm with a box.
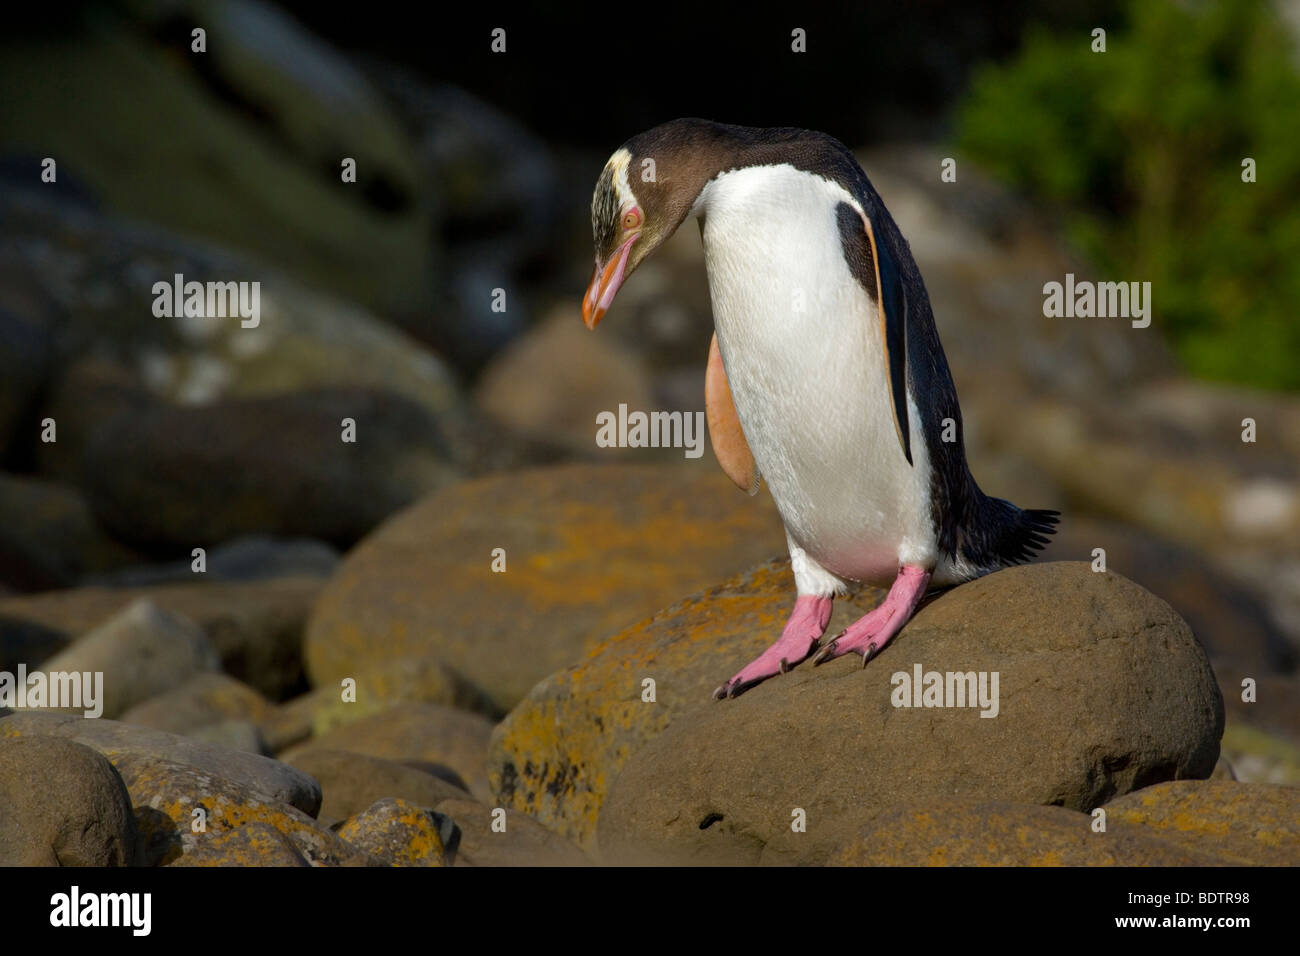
[956,0,1300,391]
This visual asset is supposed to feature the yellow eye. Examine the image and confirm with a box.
[623,209,641,230]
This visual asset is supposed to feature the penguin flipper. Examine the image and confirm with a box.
[705,332,760,495]
[858,209,913,466]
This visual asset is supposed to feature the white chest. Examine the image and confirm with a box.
[695,165,937,583]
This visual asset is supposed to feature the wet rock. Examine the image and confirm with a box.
[306,463,786,712]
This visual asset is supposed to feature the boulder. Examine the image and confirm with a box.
[0,737,138,866]
[306,463,787,711]
[37,599,219,718]
[336,798,449,866]
[584,561,1221,864]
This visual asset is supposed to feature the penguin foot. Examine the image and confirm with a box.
[811,565,931,666]
[713,594,833,700]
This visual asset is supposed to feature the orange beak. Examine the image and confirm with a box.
[581,234,637,329]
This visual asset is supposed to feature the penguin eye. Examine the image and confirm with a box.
[622,208,641,230]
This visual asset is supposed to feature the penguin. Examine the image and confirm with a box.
[581,119,1059,699]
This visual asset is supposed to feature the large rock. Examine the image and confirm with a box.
[306,463,787,711]
[0,737,138,866]
[280,703,495,802]
[0,576,323,699]
[584,561,1218,864]
[0,712,321,816]
[489,558,884,848]
[826,799,1228,867]
[1103,780,1300,865]
[37,599,219,718]
[75,387,458,550]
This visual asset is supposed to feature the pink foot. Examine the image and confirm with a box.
[811,565,931,666]
[713,594,833,699]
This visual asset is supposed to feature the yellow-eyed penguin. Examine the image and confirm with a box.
[581,119,1059,699]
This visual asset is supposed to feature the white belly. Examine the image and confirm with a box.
[697,165,938,585]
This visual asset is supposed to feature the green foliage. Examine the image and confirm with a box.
[956,0,1300,391]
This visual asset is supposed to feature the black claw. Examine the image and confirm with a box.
[712,684,728,701]
[778,657,789,674]
[861,643,878,667]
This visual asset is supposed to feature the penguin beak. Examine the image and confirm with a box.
[582,234,637,329]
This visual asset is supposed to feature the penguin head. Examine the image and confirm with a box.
[583,120,719,328]
[582,147,651,328]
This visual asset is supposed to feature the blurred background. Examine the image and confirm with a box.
[0,0,1297,780]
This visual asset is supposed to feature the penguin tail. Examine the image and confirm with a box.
[967,495,1061,570]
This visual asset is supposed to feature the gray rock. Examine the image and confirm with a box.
[0,712,321,816]
[37,599,219,718]
[189,719,268,755]
[0,737,138,865]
